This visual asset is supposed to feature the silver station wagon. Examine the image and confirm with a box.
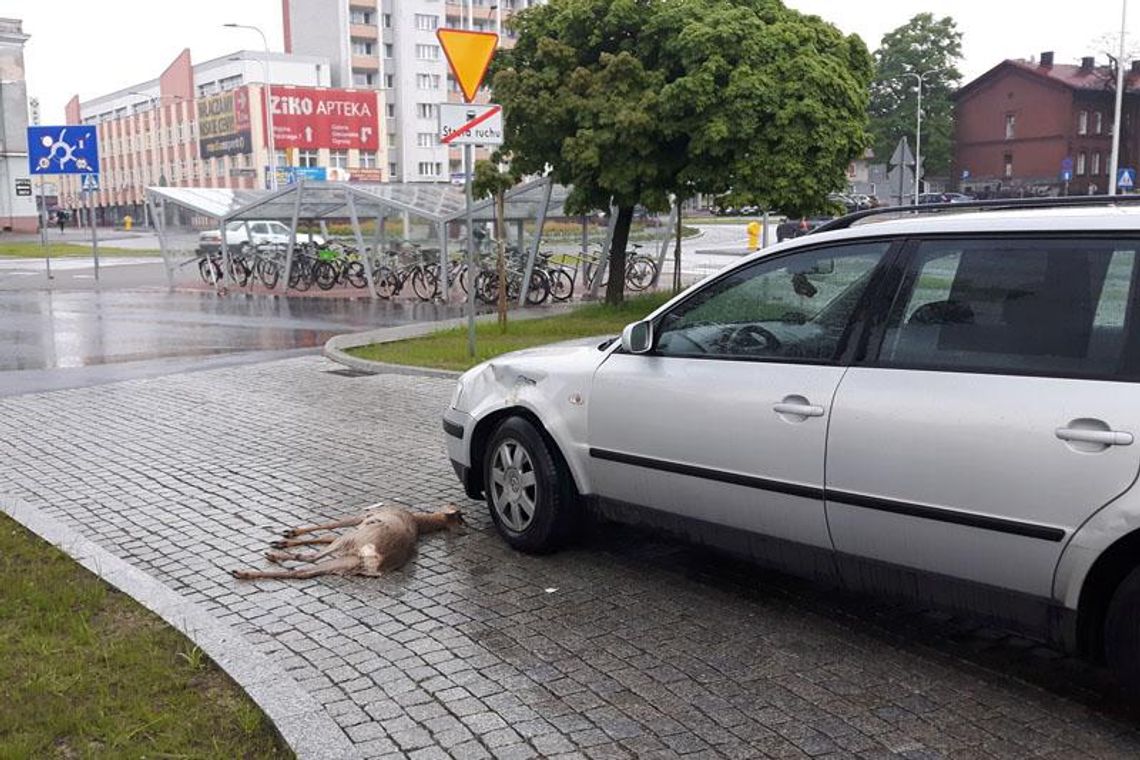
[444,199,1140,685]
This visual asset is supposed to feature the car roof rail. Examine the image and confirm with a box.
[811,194,1140,235]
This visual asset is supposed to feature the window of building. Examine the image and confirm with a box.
[384,74,394,89]
[352,71,376,86]
[417,132,435,147]
[298,150,319,168]
[361,152,378,168]
[1077,151,1087,175]
[384,43,394,58]
[350,9,374,24]
[389,162,398,178]
[1005,114,1015,140]
[1079,110,1089,135]
[275,150,288,168]
[1093,152,1102,176]
[1096,111,1104,134]
[1004,153,1013,178]
[415,13,439,30]
[388,133,397,148]
[386,103,396,118]
[416,73,441,89]
[417,102,435,119]
[383,13,392,28]
[329,149,349,168]
[418,161,442,177]
[352,40,375,56]
[415,44,441,60]
[219,75,242,91]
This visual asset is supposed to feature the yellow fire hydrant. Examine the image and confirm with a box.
[123,215,133,231]
[747,221,761,251]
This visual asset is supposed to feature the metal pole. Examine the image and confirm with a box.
[225,24,276,190]
[588,207,617,299]
[914,79,922,205]
[761,209,770,248]
[1111,0,1129,195]
[347,191,377,299]
[518,178,553,306]
[149,193,174,291]
[284,183,303,290]
[39,175,52,280]
[465,144,476,356]
[88,189,99,281]
[651,197,676,288]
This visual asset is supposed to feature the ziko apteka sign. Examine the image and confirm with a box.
[198,87,252,159]
[266,86,380,150]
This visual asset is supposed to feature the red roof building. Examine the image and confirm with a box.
[953,52,1140,196]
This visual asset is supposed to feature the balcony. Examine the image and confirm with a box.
[352,55,379,71]
[350,24,378,39]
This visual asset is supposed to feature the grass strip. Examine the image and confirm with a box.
[0,242,160,258]
[0,513,292,759]
[346,291,675,372]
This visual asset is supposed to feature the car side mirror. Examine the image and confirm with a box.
[621,320,654,354]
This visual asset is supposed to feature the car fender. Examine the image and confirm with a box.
[460,353,599,495]
[1054,478,1140,610]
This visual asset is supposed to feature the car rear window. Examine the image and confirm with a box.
[878,237,1138,380]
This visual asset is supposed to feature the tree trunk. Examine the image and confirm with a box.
[604,204,635,306]
[673,200,683,294]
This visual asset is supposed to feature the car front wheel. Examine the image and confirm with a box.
[483,416,577,553]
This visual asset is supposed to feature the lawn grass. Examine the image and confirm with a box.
[0,242,159,258]
[346,291,675,371]
[0,513,292,759]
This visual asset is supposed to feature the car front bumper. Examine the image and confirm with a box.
[443,408,477,496]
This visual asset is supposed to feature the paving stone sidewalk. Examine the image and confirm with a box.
[3,355,1140,759]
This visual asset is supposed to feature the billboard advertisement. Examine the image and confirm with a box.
[198,87,252,159]
[265,86,380,151]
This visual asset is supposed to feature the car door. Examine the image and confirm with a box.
[248,222,271,244]
[826,236,1140,599]
[587,241,892,554]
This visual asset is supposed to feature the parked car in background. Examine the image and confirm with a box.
[444,196,1140,689]
[775,215,835,242]
[917,192,976,205]
[198,220,324,254]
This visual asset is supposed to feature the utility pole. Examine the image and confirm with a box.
[1110,0,1129,195]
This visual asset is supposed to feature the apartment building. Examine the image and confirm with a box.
[283,0,536,184]
[0,17,37,233]
[58,47,388,223]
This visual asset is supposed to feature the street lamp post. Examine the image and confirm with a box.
[898,69,942,205]
[1110,0,1129,195]
[224,23,278,190]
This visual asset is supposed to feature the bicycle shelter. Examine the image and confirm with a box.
[147,177,576,303]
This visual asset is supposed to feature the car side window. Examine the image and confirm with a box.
[251,223,270,235]
[654,242,889,362]
[879,237,1138,379]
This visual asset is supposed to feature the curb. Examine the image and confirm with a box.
[0,496,360,760]
[323,303,576,379]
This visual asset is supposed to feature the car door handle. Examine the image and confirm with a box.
[1055,427,1134,446]
[773,402,825,417]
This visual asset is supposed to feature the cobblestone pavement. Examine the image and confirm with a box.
[4,355,1140,759]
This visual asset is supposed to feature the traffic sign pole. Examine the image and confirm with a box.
[88,189,99,281]
[465,142,476,358]
[39,175,51,280]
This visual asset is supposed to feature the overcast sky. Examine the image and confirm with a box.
[8,0,1135,123]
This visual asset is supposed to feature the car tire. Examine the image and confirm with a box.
[1104,565,1140,688]
[483,416,577,553]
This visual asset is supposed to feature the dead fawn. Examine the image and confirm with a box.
[231,503,464,581]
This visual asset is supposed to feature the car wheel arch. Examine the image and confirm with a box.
[468,407,585,500]
[1073,528,1140,659]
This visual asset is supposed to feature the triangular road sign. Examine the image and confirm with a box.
[889,136,914,168]
[437,29,499,102]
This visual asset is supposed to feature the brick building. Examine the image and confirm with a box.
[954,52,1140,196]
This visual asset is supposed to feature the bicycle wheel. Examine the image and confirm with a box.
[548,267,574,302]
[411,266,438,301]
[198,257,218,284]
[625,255,657,291]
[582,259,608,289]
[524,269,551,306]
[229,256,251,287]
[345,261,367,289]
[474,270,498,304]
[292,258,314,292]
[314,260,339,291]
[258,258,280,289]
[373,267,398,299]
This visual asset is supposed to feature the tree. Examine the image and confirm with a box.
[868,14,962,180]
[492,0,873,304]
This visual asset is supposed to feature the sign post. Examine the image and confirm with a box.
[437,27,500,357]
[82,174,101,278]
[27,125,100,281]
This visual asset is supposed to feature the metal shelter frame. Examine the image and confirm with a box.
[147,178,567,302]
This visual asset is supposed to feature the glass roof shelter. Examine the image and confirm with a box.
[148,178,568,303]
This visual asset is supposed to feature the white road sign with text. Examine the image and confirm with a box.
[439,103,503,146]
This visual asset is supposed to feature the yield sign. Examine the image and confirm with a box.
[437,29,499,102]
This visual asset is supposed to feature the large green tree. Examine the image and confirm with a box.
[868,13,962,179]
[492,0,872,304]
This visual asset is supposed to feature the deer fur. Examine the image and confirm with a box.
[231,503,463,581]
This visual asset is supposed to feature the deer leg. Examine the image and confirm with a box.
[270,536,335,550]
[233,556,360,581]
[281,514,367,538]
[264,549,326,564]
